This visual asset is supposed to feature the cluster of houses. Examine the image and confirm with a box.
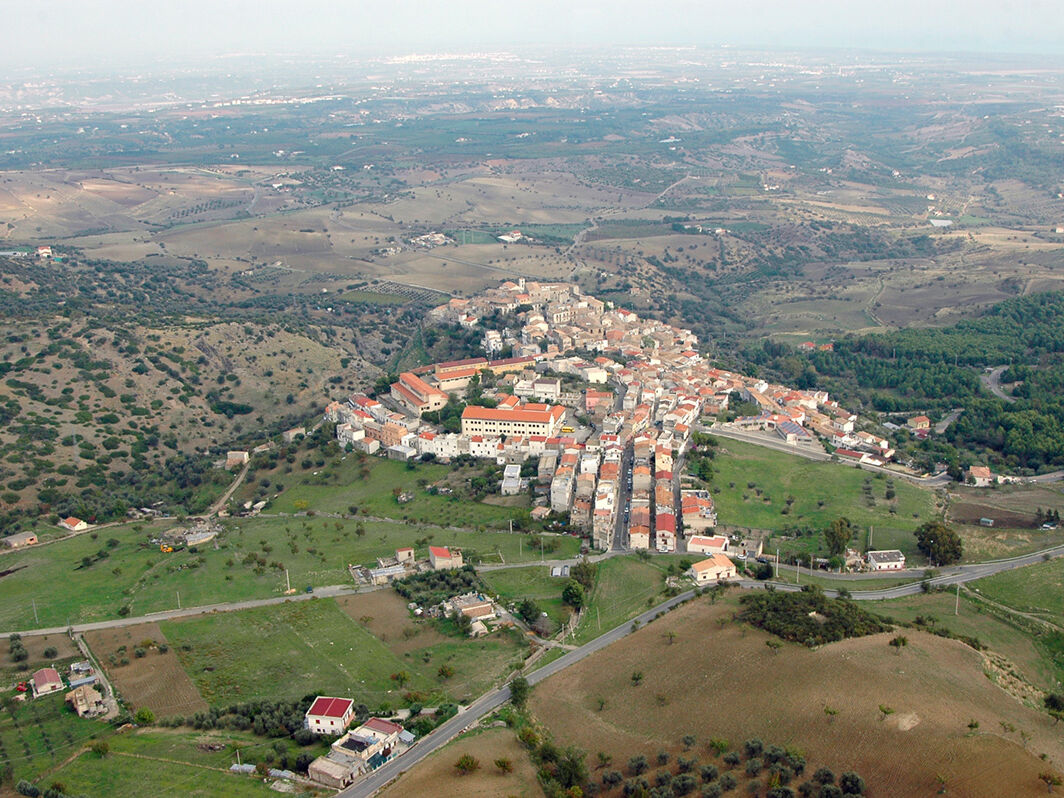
[303,697,415,789]
[351,545,464,587]
[20,663,108,718]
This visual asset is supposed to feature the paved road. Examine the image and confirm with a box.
[981,365,1016,403]
[934,408,963,435]
[337,589,699,798]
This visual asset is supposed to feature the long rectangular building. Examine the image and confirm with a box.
[460,403,565,438]
[391,372,448,415]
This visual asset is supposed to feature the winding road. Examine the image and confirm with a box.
[981,365,1016,403]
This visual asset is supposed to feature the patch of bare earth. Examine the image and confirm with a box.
[336,591,449,655]
[84,622,207,717]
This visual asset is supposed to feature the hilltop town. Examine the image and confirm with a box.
[326,280,889,561]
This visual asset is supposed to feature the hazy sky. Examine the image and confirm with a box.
[6,0,1064,70]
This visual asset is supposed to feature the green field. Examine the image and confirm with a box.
[867,590,1062,690]
[265,456,531,527]
[573,556,673,644]
[163,598,523,709]
[0,692,105,785]
[482,566,569,626]
[709,440,938,558]
[0,512,577,631]
[766,570,921,592]
[48,747,285,797]
[971,555,1064,622]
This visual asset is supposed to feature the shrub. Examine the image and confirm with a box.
[746,758,764,776]
[744,739,764,758]
[454,754,480,775]
[701,764,720,783]
[43,647,57,659]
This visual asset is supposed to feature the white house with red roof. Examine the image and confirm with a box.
[305,696,356,735]
[428,545,463,570]
[58,517,89,532]
[689,554,737,584]
[32,667,64,698]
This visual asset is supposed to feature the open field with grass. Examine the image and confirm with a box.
[84,622,208,718]
[0,692,106,787]
[0,511,576,632]
[866,589,1063,693]
[254,455,532,527]
[530,596,1063,798]
[379,726,540,798]
[47,745,292,798]
[161,597,525,710]
[573,556,673,645]
[481,566,570,627]
[973,555,1064,624]
[709,440,939,556]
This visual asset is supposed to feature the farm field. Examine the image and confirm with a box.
[867,589,1063,691]
[709,440,939,556]
[0,510,577,632]
[161,597,525,709]
[84,622,208,718]
[378,726,539,798]
[46,746,291,798]
[0,691,105,787]
[529,596,1062,798]
[256,455,532,528]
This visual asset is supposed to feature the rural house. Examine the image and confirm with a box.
[58,517,89,532]
[3,531,38,548]
[428,546,463,570]
[305,696,356,735]
[866,550,906,571]
[31,667,64,698]
[689,554,737,584]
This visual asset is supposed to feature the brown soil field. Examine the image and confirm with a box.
[18,633,80,664]
[951,502,1036,528]
[529,598,1063,798]
[378,727,539,798]
[336,591,449,656]
[85,622,208,718]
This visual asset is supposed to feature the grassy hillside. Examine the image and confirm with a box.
[529,596,1062,798]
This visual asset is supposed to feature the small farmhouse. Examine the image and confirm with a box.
[689,553,737,584]
[3,531,38,548]
[32,667,64,698]
[305,696,356,735]
[428,545,463,570]
[866,550,906,571]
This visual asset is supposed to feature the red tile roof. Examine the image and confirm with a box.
[429,546,452,558]
[308,696,354,719]
[364,717,404,735]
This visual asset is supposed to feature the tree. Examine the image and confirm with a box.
[91,740,109,757]
[838,772,865,795]
[516,598,542,626]
[1045,693,1064,723]
[629,755,649,775]
[888,635,908,654]
[571,558,597,591]
[914,521,963,565]
[509,676,530,709]
[134,707,155,725]
[766,639,783,655]
[562,579,585,610]
[1040,772,1063,793]
[454,754,480,775]
[824,517,854,557]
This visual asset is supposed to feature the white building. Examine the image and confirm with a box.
[866,550,906,571]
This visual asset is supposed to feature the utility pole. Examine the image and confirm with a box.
[177,591,181,610]
[286,569,291,593]
[955,582,960,615]
[796,558,800,585]
[775,549,779,579]
[869,525,874,549]
[32,599,38,626]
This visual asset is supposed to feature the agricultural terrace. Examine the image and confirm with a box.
[707,440,938,558]
[529,596,1062,798]
[0,514,576,631]
[162,598,526,709]
[247,454,533,528]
